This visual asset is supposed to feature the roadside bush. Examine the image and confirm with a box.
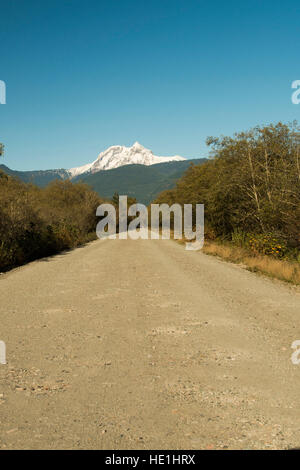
[246,233,287,258]
[0,171,103,271]
[231,228,248,247]
[154,122,300,262]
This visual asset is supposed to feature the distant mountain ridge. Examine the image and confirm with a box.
[0,142,206,204]
[74,159,206,204]
[0,164,69,185]
[1,158,207,204]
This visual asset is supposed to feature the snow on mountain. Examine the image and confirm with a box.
[69,142,186,178]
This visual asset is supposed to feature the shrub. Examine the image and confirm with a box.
[246,233,287,258]
[0,171,103,271]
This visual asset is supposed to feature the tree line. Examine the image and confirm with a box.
[1,121,300,271]
[153,122,300,259]
[0,171,103,271]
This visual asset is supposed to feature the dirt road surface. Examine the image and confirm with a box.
[0,238,300,449]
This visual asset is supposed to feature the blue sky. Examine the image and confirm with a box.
[0,0,299,170]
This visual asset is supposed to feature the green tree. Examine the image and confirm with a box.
[153,122,300,251]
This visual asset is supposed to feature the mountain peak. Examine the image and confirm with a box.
[69,142,186,178]
[132,141,144,150]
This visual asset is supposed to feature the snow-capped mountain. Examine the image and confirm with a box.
[68,142,186,178]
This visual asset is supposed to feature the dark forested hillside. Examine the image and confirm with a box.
[74,159,206,204]
[0,159,206,205]
[0,164,68,186]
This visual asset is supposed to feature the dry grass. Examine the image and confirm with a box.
[173,231,300,285]
[243,255,300,284]
[203,242,245,261]
[203,241,300,285]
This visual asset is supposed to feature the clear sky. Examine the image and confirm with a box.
[0,0,299,170]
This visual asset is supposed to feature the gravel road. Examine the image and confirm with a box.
[0,238,300,449]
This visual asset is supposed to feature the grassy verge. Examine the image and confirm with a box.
[175,235,300,285]
[203,241,300,285]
